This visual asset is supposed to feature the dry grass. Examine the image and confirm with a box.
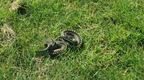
[0,24,16,53]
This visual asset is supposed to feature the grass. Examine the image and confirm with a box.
[0,0,144,80]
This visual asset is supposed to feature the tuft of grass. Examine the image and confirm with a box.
[0,23,16,54]
[0,0,144,80]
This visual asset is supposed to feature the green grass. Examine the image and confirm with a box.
[0,0,144,80]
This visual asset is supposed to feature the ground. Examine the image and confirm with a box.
[0,0,144,80]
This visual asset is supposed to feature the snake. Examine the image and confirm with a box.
[61,30,82,48]
[36,30,82,58]
[36,39,67,57]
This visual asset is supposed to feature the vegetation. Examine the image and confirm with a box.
[0,0,144,80]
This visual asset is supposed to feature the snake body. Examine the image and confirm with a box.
[37,30,82,58]
[61,30,82,48]
[48,40,67,57]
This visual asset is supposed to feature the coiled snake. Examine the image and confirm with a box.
[36,30,82,58]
